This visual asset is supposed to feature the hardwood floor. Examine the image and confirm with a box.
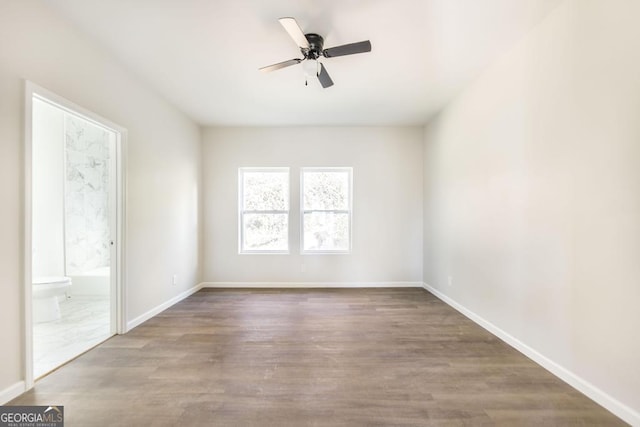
[10,288,625,426]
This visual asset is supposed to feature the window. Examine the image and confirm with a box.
[239,168,289,253]
[301,168,352,253]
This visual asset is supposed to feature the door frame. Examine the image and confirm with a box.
[23,81,127,388]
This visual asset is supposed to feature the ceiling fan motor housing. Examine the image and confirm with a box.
[303,33,324,59]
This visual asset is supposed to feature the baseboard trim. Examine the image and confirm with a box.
[126,283,204,331]
[1,381,26,405]
[201,281,424,289]
[422,282,639,426]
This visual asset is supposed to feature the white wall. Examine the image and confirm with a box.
[0,1,201,400]
[203,127,423,285]
[423,0,640,422]
[32,99,65,278]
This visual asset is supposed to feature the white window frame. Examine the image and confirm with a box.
[300,167,353,254]
[238,167,290,254]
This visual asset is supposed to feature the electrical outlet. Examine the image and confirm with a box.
[172,274,178,286]
[448,276,453,287]
[300,264,306,273]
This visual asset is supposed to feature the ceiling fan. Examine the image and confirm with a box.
[260,17,372,88]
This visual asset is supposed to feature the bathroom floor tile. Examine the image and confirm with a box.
[33,295,111,378]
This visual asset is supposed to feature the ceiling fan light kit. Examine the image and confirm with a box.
[260,17,372,88]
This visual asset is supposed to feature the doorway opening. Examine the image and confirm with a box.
[24,82,126,386]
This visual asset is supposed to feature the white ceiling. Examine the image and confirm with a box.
[46,0,562,126]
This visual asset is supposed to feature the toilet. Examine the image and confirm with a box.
[32,276,72,323]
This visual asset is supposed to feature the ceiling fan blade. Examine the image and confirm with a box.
[259,58,302,73]
[279,17,310,49]
[323,40,372,58]
[317,63,334,88]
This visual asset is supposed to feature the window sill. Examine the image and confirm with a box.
[239,251,290,255]
[301,250,351,255]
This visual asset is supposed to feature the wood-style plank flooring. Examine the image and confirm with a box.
[10,288,625,426]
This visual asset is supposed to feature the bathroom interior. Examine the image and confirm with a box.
[31,96,115,379]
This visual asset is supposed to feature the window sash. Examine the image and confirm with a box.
[301,212,351,252]
[241,212,289,253]
[239,168,290,253]
[243,210,289,215]
[300,168,352,253]
[302,209,349,214]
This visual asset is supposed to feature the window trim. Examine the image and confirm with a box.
[300,167,353,254]
[238,167,290,254]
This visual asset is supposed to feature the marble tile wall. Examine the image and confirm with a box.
[64,114,110,275]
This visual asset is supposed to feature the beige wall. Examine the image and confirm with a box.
[203,127,423,284]
[0,1,201,399]
[423,0,640,421]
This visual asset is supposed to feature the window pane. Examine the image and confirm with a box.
[243,213,288,251]
[303,171,349,210]
[303,212,349,251]
[243,172,288,211]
